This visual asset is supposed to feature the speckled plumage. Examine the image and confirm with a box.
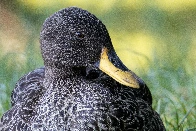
[0,7,165,131]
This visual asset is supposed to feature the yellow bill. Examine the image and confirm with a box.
[98,47,140,88]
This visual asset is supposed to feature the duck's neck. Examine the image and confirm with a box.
[44,66,76,79]
[44,66,86,80]
[43,66,87,90]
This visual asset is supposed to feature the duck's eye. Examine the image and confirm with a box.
[76,32,85,39]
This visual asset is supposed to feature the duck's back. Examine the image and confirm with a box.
[0,67,45,130]
[0,67,165,131]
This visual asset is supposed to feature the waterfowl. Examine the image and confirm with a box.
[0,7,165,131]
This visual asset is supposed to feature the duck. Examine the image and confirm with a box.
[0,7,165,131]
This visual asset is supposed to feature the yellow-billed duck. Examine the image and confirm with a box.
[0,7,165,131]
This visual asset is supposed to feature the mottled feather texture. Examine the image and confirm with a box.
[0,7,165,131]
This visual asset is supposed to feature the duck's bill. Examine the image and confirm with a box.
[97,47,140,88]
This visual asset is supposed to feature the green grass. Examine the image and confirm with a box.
[0,40,43,114]
[0,1,196,130]
[142,56,196,130]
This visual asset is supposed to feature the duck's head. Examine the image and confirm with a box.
[40,7,142,88]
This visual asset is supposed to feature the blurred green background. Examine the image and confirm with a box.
[0,0,196,130]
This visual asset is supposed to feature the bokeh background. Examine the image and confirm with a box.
[0,0,196,130]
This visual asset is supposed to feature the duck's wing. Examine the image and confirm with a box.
[84,67,165,130]
[11,67,45,106]
[0,67,45,130]
[99,79,165,130]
